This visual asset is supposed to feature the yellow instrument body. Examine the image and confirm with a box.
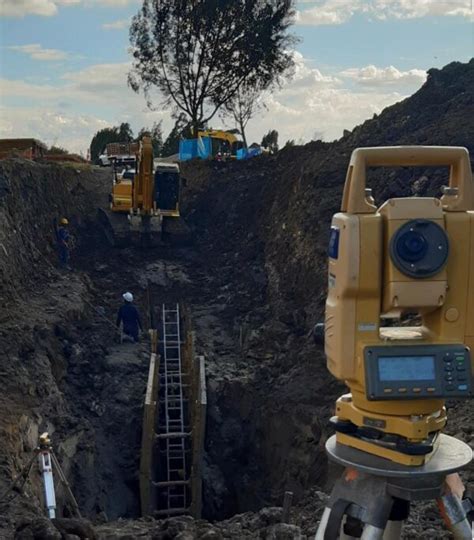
[325,146,474,465]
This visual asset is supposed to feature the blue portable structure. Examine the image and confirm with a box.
[179,137,212,161]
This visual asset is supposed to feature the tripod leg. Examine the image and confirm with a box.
[437,491,472,539]
[361,524,385,540]
[51,452,82,519]
[315,508,331,540]
[382,521,402,539]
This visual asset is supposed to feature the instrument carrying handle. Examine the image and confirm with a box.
[341,146,473,213]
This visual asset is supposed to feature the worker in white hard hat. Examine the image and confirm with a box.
[116,292,143,342]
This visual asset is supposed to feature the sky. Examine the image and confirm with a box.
[0,0,472,154]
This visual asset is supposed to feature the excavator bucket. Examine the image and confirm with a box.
[98,209,165,248]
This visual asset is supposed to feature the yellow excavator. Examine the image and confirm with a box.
[98,136,190,247]
[197,129,243,158]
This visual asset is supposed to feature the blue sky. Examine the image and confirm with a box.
[0,0,472,153]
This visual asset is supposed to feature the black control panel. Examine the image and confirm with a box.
[364,344,473,400]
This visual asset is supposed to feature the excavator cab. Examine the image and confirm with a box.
[154,164,180,215]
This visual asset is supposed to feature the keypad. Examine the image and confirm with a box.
[442,352,469,393]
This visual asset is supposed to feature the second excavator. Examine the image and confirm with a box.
[99,136,190,247]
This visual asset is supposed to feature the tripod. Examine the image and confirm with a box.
[315,434,473,539]
[0,433,81,519]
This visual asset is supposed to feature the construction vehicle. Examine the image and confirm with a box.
[197,129,243,158]
[314,146,474,539]
[98,136,190,247]
[98,142,139,167]
[179,129,244,161]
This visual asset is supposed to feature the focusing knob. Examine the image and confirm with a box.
[390,219,449,278]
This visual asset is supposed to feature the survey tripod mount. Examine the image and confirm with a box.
[0,433,81,520]
[315,434,473,539]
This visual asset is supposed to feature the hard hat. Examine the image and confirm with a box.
[123,292,133,302]
[60,218,69,225]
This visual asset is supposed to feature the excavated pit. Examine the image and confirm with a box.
[1,59,474,539]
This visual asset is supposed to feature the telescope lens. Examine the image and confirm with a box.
[397,231,427,262]
[390,219,449,278]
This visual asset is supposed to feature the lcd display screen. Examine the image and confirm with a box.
[378,356,435,381]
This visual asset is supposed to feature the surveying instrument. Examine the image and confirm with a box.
[315,147,474,539]
[0,433,81,519]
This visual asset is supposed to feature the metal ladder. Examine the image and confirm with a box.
[154,303,190,516]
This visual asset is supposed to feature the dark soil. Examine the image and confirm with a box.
[0,59,473,539]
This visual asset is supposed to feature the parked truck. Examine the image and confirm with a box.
[98,142,139,167]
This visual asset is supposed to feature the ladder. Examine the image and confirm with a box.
[154,303,190,515]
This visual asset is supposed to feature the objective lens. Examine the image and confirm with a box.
[396,231,427,262]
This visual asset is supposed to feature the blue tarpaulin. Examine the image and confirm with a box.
[236,147,262,160]
[179,137,212,161]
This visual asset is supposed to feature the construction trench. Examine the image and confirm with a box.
[0,60,473,538]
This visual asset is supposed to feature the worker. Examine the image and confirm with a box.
[57,218,71,269]
[116,292,143,343]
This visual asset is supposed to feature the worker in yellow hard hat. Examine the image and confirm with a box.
[56,217,71,269]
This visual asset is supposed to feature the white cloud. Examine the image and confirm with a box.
[0,62,171,153]
[373,0,473,19]
[102,18,130,30]
[295,0,362,25]
[0,0,137,17]
[244,55,412,144]
[0,0,58,17]
[0,106,109,153]
[340,65,427,87]
[91,0,138,6]
[295,0,473,26]
[1,55,427,153]
[7,43,69,61]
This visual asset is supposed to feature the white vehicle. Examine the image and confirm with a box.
[98,152,110,166]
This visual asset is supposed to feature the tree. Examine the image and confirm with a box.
[162,113,191,157]
[261,129,279,153]
[136,121,164,156]
[129,0,296,134]
[222,84,265,148]
[118,122,134,142]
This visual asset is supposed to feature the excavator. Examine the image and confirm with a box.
[196,129,243,158]
[98,136,190,247]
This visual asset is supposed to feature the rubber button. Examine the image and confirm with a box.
[446,383,455,391]
[458,384,468,391]
[426,387,436,392]
[456,366,466,371]
[457,374,467,381]
[443,355,452,362]
[398,388,407,393]
[383,388,393,394]
[444,365,454,371]
[412,388,421,393]
[444,375,454,381]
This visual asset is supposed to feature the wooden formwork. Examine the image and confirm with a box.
[139,330,160,515]
[140,310,206,517]
[181,311,207,518]
[191,354,207,518]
